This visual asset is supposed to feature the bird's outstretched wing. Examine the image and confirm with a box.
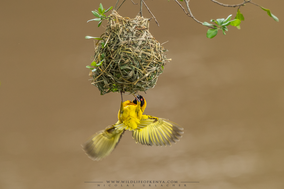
[82,124,125,161]
[132,115,184,146]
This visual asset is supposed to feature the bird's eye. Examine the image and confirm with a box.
[138,95,144,107]
[133,95,144,107]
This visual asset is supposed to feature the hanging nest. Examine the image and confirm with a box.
[89,10,171,95]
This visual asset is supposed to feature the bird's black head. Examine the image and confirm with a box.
[133,95,145,107]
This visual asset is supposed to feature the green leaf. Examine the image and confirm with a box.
[96,59,104,66]
[101,42,105,48]
[261,7,279,22]
[222,26,228,32]
[221,14,232,26]
[92,11,101,18]
[91,61,97,66]
[90,59,104,67]
[206,28,218,39]
[235,9,244,21]
[230,19,241,29]
[222,21,231,26]
[233,10,243,29]
[105,6,113,13]
[92,68,97,72]
[202,22,214,27]
[98,20,102,27]
[98,3,104,14]
[85,36,102,40]
[221,26,228,35]
[224,14,232,23]
[216,18,225,26]
[86,65,94,70]
[210,19,217,24]
[87,18,101,23]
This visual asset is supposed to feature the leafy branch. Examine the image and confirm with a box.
[87,3,113,27]
[85,4,113,70]
[175,0,279,38]
[86,54,105,71]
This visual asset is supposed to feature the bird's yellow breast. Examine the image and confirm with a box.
[117,100,143,131]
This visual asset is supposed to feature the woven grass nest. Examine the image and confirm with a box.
[89,10,171,95]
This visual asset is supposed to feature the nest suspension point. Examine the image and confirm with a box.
[89,11,171,95]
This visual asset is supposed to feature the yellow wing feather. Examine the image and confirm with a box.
[82,124,125,161]
[132,115,184,146]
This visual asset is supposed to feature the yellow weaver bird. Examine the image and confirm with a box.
[83,95,184,160]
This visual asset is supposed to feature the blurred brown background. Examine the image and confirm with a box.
[1,0,283,189]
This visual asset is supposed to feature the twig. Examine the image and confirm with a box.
[130,0,138,5]
[248,1,261,8]
[184,0,203,24]
[211,0,250,8]
[117,0,127,11]
[115,0,120,10]
[174,0,203,25]
[143,1,160,26]
[140,0,143,16]
[161,41,169,46]
[174,0,189,15]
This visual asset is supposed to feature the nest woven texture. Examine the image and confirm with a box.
[89,11,170,95]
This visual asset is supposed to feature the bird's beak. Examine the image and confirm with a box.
[132,94,139,102]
